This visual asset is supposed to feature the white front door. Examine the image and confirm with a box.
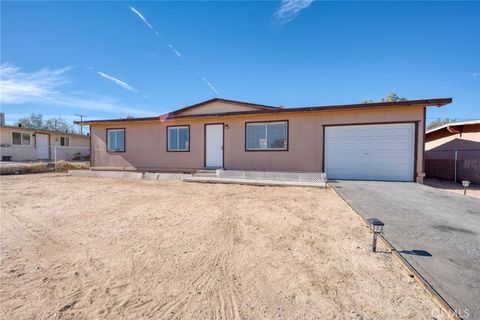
[325,123,415,181]
[36,134,50,159]
[205,124,223,167]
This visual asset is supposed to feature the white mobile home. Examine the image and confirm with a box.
[0,125,90,162]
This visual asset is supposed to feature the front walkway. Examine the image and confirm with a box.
[332,180,480,319]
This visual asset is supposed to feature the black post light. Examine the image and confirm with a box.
[461,180,470,195]
[368,219,384,252]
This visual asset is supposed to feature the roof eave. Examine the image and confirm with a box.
[425,119,480,135]
[172,98,453,120]
[79,97,453,125]
[0,124,89,137]
[76,116,163,125]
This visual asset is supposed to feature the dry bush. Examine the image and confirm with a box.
[55,160,89,172]
[0,161,89,175]
[0,166,21,175]
[19,163,50,174]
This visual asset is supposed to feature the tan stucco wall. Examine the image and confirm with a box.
[425,124,480,151]
[0,126,90,161]
[425,124,480,183]
[90,106,425,180]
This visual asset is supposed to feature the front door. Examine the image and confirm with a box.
[36,133,49,159]
[205,124,223,167]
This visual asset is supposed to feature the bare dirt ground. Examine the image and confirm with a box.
[1,174,443,319]
[424,177,480,199]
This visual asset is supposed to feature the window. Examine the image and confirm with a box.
[246,121,288,151]
[167,126,189,152]
[12,132,31,146]
[60,136,70,146]
[107,128,125,152]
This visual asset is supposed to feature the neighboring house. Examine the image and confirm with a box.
[79,97,452,183]
[425,120,480,184]
[0,124,90,162]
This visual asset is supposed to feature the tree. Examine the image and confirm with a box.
[361,99,374,104]
[17,113,76,133]
[427,118,456,131]
[381,92,407,102]
[45,118,74,132]
[17,113,44,129]
[362,92,407,103]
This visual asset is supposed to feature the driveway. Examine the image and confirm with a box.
[332,180,480,320]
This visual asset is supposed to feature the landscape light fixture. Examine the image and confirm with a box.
[368,219,384,252]
[461,180,470,195]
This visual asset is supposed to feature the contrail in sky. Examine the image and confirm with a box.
[129,6,161,37]
[197,72,220,96]
[97,71,138,92]
[128,5,220,96]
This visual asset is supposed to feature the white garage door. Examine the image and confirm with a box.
[325,123,415,181]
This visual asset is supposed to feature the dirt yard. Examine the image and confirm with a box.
[424,177,480,199]
[1,174,443,319]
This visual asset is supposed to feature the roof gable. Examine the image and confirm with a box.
[171,98,278,116]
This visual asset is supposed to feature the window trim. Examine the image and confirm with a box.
[166,125,190,152]
[12,131,32,147]
[60,136,70,147]
[106,128,126,153]
[245,120,289,152]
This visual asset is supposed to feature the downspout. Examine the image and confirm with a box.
[89,126,92,169]
[454,150,458,183]
[422,107,426,174]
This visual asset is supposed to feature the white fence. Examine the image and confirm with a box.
[216,169,327,183]
[0,145,90,162]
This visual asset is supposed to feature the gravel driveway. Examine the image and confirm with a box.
[332,180,480,320]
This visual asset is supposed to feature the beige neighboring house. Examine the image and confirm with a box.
[425,120,480,184]
[0,121,90,162]
[78,97,453,183]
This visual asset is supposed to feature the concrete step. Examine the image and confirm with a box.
[194,169,218,177]
[197,169,218,174]
[194,173,217,177]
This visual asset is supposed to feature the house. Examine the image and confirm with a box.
[425,120,480,184]
[0,122,90,162]
[79,97,452,183]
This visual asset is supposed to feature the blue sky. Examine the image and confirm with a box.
[1,1,479,131]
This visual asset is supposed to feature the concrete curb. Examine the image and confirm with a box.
[68,170,191,181]
[69,170,143,179]
[67,170,92,177]
[331,186,461,320]
[143,172,191,180]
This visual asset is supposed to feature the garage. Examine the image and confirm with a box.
[324,123,415,181]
